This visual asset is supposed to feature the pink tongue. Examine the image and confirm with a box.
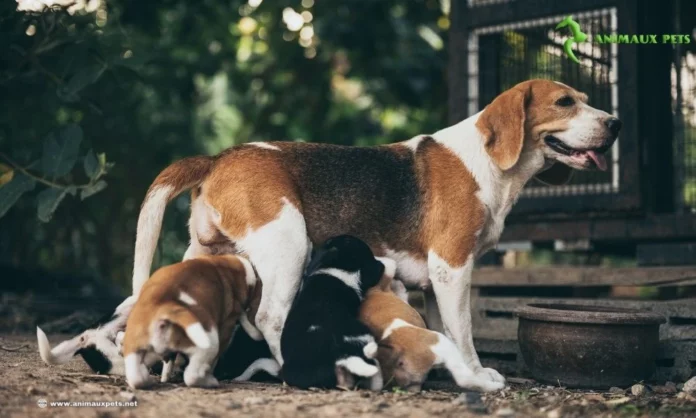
[586,150,607,171]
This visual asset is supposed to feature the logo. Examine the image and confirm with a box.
[556,15,692,64]
[556,16,587,64]
[37,399,48,408]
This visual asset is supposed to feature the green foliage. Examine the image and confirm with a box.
[0,0,448,288]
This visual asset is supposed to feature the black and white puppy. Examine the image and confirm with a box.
[279,235,388,390]
[36,300,133,375]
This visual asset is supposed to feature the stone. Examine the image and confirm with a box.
[454,392,487,414]
[547,408,562,418]
[683,376,696,394]
[495,407,515,417]
[119,391,137,402]
[631,384,646,397]
[609,386,624,394]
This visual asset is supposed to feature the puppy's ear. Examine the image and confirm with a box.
[534,162,574,185]
[305,247,338,275]
[476,86,530,171]
[361,258,385,288]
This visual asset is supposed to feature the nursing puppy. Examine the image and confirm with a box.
[360,273,504,392]
[280,235,386,390]
[122,254,261,389]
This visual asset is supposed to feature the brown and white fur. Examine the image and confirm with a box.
[115,79,620,390]
[122,254,260,389]
[360,260,498,392]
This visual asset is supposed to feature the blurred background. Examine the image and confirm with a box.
[0,0,450,319]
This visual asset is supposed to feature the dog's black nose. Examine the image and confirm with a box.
[605,117,622,136]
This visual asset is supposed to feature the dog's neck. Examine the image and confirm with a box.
[432,112,545,223]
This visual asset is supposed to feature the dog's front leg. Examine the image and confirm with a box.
[427,251,505,387]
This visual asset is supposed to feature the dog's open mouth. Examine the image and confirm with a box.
[544,135,610,171]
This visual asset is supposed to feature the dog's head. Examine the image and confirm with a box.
[476,79,621,185]
[306,235,385,294]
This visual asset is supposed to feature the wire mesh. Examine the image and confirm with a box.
[671,1,696,212]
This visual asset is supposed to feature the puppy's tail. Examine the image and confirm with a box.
[233,358,281,382]
[155,303,214,350]
[36,327,80,365]
[132,156,214,296]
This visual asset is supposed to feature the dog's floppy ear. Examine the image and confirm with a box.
[476,86,530,171]
[534,162,574,185]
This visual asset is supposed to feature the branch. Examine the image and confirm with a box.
[0,151,94,190]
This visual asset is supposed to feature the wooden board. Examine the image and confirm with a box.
[472,266,696,287]
[472,297,696,341]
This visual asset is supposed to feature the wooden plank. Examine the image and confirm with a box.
[637,243,696,266]
[501,213,696,242]
[472,297,696,341]
[473,266,696,287]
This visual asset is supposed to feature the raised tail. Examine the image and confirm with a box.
[132,156,214,295]
[155,303,216,350]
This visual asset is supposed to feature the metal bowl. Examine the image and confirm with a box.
[516,303,666,388]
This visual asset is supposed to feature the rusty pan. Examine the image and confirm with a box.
[516,303,665,388]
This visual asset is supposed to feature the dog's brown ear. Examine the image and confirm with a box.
[476,87,530,171]
[534,162,574,185]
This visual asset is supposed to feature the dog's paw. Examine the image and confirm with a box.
[186,374,219,388]
[476,367,506,384]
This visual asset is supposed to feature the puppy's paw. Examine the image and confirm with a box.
[115,331,125,351]
[363,341,378,359]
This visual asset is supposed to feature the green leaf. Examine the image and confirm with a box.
[41,125,83,179]
[37,187,68,222]
[57,64,106,102]
[0,173,36,219]
[83,150,101,180]
[0,163,14,187]
[80,180,107,200]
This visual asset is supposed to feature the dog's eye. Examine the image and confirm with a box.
[555,96,575,107]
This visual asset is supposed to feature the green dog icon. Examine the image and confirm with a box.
[556,16,587,64]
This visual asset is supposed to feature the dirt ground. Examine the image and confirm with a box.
[1,334,695,418]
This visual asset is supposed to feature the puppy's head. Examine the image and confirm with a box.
[307,235,385,294]
[476,79,621,185]
[377,334,435,393]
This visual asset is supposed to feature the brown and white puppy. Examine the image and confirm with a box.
[360,262,500,392]
[122,254,260,389]
[118,79,620,389]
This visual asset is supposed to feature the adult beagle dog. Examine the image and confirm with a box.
[113,79,620,389]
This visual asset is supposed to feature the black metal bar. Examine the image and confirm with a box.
[463,0,618,29]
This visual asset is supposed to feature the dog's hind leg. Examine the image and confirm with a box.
[236,199,310,366]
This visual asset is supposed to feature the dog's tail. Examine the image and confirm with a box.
[36,327,81,365]
[154,303,214,350]
[132,156,214,295]
[233,358,281,382]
